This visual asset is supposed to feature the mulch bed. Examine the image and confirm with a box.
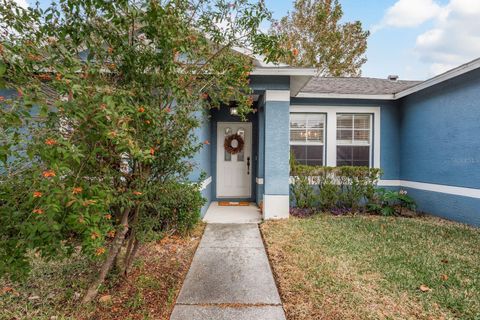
[77,224,205,320]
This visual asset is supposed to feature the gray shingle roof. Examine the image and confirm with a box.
[301,77,422,95]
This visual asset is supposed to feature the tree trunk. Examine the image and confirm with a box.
[123,238,140,276]
[82,207,131,304]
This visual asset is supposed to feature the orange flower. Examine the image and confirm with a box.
[42,170,56,178]
[150,148,155,156]
[72,187,83,194]
[204,140,210,145]
[33,208,44,214]
[108,63,116,70]
[95,247,106,256]
[108,131,117,138]
[133,191,142,196]
[33,191,43,198]
[45,138,57,146]
[138,107,145,113]
[105,214,112,220]
[108,47,114,54]
[165,106,171,113]
[55,73,62,81]
[201,92,209,100]
[0,96,4,103]
[100,103,107,110]
[17,88,23,97]
[90,231,100,240]
[292,48,299,57]
[145,120,151,124]
[78,216,85,224]
[107,230,116,238]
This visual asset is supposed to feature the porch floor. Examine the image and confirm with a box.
[202,201,262,224]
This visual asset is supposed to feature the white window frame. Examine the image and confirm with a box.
[289,106,381,168]
[289,113,327,166]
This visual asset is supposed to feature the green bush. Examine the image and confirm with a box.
[290,157,383,214]
[367,189,416,216]
[137,181,206,243]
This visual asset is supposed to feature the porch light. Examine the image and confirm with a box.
[230,107,238,115]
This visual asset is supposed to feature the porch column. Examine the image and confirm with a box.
[263,90,290,219]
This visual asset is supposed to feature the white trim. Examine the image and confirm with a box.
[265,90,290,102]
[200,176,212,191]
[296,92,395,100]
[263,195,289,219]
[395,57,480,99]
[379,180,480,199]
[290,106,381,169]
[256,177,264,185]
[251,68,317,76]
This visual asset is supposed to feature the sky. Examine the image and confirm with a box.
[16,0,480,80]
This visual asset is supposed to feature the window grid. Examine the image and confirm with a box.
[336,113,373,167]
[290,113,326,166]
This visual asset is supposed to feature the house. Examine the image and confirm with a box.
[192,55,480,226]
[2,53,479,226]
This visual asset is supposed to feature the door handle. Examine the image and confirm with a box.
[247,157,250,175]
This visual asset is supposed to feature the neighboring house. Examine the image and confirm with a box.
[192,56,480,226]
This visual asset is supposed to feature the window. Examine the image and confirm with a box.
[336,114,372,167]
[289,113,325,166]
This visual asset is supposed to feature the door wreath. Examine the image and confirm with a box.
[224,133,244,155]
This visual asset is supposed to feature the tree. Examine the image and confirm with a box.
[271,0,369,76]
[0,0,286,303]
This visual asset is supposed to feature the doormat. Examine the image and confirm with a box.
[218,201,250,207]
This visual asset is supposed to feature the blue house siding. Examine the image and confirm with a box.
[189,110,212,217]
[399,69,480,189]
[291,98,401,180]
[398,68,480,225]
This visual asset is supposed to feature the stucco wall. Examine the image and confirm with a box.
[189,109,212,217]
[399,68,480,225]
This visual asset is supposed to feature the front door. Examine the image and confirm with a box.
[216,122,252,198]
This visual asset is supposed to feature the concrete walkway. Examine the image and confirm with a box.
[170,224,286,320]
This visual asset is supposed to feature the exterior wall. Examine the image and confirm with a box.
[290,98,401,180]
[263,90,291,219]
[398,68,480,226]
[189,110,213,217]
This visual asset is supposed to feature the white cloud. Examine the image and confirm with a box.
[14,0,29,8]
[415,0,480,75]
[372,0,442,32]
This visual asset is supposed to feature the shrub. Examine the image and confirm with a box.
[367,189,416,216]
[290,158,382,214]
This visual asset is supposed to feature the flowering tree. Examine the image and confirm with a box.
[0,0,286,303]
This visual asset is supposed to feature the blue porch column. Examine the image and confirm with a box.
[263,90,290,219]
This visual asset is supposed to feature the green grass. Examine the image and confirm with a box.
[261,215,480,320]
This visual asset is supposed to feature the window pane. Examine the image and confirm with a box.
[354,130,370,143]
[290,115,306,128]
[306,159,323,166]
[307,115,325,129]
[307,129,323,142]
[290,129,306,142]
[354,114,370,129]
[291,145,307,162]
[224,150,231,161]
[307,145,323,159]
[337,130,352,144]
[337,114,353,128]
[337,146,370,167]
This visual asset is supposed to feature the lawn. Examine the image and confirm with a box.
[261,215,480,320]
[0,224,204,320]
